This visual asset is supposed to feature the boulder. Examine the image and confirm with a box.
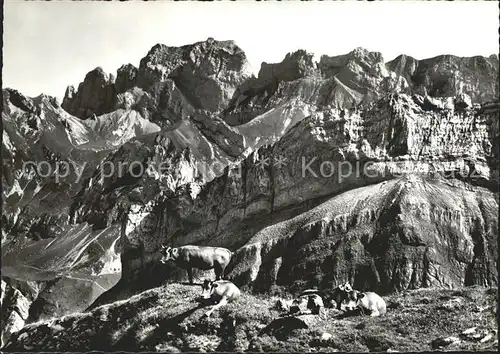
[455,93,473,110]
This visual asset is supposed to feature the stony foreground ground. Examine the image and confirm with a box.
[4,283,498,352]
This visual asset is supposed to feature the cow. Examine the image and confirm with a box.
[288,293,325,318]
[307,294,325,315]
[300,282,353,310]
[289,296,308,315]
[160,245,232,284]
[200,279,241,317]
[341,290,387,317]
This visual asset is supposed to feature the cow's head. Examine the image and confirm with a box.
[160,245,179,263]
[200,279,218,299]
[338,282,353,292]
[341,290,364,312]
[325,282,353,308]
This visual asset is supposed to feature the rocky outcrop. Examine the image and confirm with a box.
[222,50,324,126]
[0,280,34,347]
[135,38,253,113]
[318,47,403,99]
[62,67,118,119]
[124,81,196,126]
[259,50,319,84]
[387,54,499,102]
[115,64,138,94]
[165,39,253,112]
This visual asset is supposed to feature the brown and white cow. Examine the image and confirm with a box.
[160,245,232,284]
[341,290,387,317]
[200,279,241,317]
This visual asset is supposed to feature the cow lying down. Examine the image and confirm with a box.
[301,282,353,310]
[275,283,386,318]
[276,292,326,318]
[289,294,325,318]
[341,290,387,317]
[200,279,241,317]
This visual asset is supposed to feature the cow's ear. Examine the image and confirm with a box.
[171,248,179,257]
[357,292,366,300]
[211,283,219,289]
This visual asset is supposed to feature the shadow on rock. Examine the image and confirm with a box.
[334,308,363,319]
[115,305,205,350]
[259,315,316,341]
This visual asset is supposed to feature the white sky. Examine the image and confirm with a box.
[3,0,498,102]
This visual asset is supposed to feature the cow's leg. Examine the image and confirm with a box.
[205,296,228,317]
[320,307,326,320]
[187,268,194,284]
[214,263,223,280]
[369,309,380,317]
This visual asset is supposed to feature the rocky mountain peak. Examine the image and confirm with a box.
[258,49,318,84]
[3,88,36,114]
[62,67,117,119]
[318,47,386,77]
[350,46,385,62]
[87,66,115,83]
[61,38,253,120]
[386,54,419,77]
[115,64,138,94]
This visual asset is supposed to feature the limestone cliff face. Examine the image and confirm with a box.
[94,94,498,298]
[387,54,499,103]
[115,64,138,94]
[228,176,497,293]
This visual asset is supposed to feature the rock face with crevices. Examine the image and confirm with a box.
[62,67,118,119]
[63,39,253,121]
[110,94,497,294]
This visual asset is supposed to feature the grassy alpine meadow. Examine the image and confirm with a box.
[5,283,497,352]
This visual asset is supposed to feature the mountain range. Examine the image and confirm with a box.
[1,38,498,348]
